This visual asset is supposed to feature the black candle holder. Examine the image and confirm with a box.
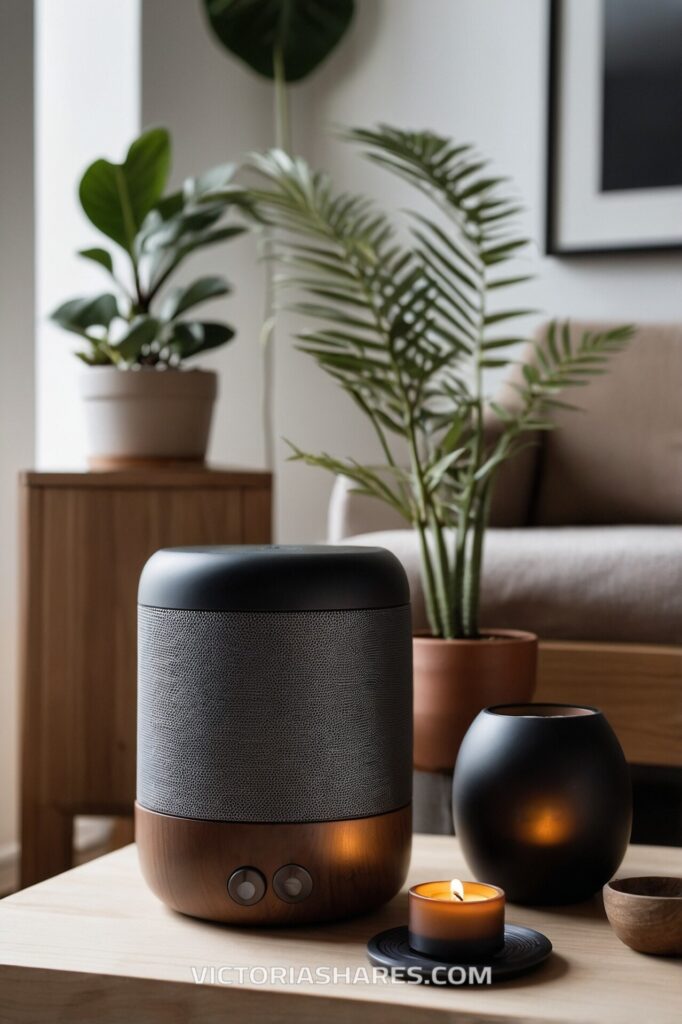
[453,704,632,905]
[367,924,552,984]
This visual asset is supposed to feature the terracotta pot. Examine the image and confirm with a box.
[413,630,538,773]
[79,366,217,469]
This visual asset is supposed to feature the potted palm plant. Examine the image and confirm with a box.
[238,126,632,771]
[51,127,248,468]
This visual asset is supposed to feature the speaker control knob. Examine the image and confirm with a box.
[273,864,313,903]
[227,867,266,906]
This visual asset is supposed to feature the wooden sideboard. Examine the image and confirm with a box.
[19,468,271,888]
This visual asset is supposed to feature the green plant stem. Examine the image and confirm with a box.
[452,494,469,637]
[261,45,292,470]
[350,389,412,518]
[428,509,453,638]
[416,519,440,637]
[406,418,451,638]
[463,483,490,637]
[145,256,177,306]
[454,253,487,638]
[273,45,291,153]
[261,232,276,471]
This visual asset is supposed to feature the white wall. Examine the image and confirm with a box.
[0,0,142,874]
[140,0,384,542]
[144,0,682,540]
[141,0,270,481]
[0,0,34,858]
[34,0,682,538]
[36,0,140,467]
[307,0,682,332]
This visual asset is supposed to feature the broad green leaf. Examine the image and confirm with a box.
[168,321,235,358]
[75,347,111,366]
[168,224,246,260]
[184,163,235,200]
[153,191,184,221]
[162,276,231,319]
[115,317,161,361]
[147,226,246,294]
[78,128,171,254]
[78,247,114,275]
[425,448,467,493]
[145,206,226,250]
[203,0,355,82]
[50,293,119,335]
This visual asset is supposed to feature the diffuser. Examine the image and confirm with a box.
[135,544,413,925]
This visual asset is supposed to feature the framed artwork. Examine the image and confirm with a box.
[547,0,682,255]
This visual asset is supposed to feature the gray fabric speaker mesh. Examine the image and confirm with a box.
[137,605,412,822]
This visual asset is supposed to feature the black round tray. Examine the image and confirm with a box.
[367,924,552,984]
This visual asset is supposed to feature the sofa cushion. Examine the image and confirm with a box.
[344,526,682,644]
[531,321,682,526]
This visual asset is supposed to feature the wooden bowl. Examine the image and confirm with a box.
[603,876,682,955]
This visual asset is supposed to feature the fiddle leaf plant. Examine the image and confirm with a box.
[202,0,356,467]
[51,127,250,367]
[202,0,355,83]
[242,126,634,639]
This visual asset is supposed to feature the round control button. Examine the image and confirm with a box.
[273,864,313,903]
[237,880,256,901]
[283,877,302,897]
[227,867,266,906]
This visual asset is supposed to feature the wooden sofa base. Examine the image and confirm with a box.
[414,639,682,837]
[536,640,682,768]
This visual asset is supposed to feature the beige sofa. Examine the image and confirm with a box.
[327,321,682,838]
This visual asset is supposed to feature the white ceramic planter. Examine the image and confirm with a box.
[79,367,218,469]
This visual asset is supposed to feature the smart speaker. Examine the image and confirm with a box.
[135,545,413,925]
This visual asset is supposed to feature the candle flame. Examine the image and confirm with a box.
[450,878,465,901]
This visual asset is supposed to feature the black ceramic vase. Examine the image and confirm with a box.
[452,704,632,905]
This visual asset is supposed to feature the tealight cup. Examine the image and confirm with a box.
[408,880,505,961]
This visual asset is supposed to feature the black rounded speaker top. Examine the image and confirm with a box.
[138,544,410,612]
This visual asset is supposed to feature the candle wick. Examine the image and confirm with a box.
[452,892,464,901]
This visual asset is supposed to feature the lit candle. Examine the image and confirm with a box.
[408,879,505,961]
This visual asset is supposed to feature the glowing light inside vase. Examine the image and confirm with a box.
[519,801,574,845]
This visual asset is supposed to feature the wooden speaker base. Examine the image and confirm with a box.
[135,802,411,926]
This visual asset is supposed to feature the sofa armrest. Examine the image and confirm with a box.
[327,357,542,540]
[327,473,407,542]
[327,433,539,540]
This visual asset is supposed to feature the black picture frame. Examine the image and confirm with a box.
[545,0,682,257]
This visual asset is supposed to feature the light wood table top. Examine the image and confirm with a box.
[1,836,680,1024]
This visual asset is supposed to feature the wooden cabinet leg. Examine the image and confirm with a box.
[20,805,73,888]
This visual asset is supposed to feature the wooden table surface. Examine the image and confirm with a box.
[1,836,680,1024]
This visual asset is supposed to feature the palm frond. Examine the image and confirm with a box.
[244,129,632,640]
